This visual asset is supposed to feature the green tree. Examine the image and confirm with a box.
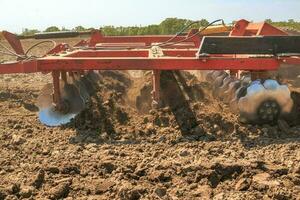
[74,26,86,32]
[21,28,40,36]
[101,26,117,35]
[61,27,70,31]
[199,19,209,27]
[160,18,192,34]
[266,19,300,31]
[23,18,300,37]
[44,26,60,32]
[265,19,272,23]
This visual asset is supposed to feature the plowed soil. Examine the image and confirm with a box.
[0,39,299,200]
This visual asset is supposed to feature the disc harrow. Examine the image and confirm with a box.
[0,19,300,127]
[205,70,293,124]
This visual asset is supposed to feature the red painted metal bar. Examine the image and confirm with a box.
[3,56,300,74]
[0,60,37,74]
[35,57,280,71]
[63,49,235,58]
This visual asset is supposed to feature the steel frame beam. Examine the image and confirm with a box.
[1,56,293,74]
[1,50,300,75]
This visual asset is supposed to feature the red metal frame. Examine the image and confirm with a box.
[230,19,288,36]
[2,31,25,55]
[1,19,300,107]
[0,56,286,73]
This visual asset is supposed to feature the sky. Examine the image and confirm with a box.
[0,0,299,33]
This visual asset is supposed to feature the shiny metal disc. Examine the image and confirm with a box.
[229,85,247,114]
[37,80,86,126]
[212,73,228,97]
[217,76,235,100]
[39,107,77,127]
[238,79,293,123]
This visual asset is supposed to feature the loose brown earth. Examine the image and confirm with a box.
[0,39,299,200]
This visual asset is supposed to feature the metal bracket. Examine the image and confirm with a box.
[149,46,164,108]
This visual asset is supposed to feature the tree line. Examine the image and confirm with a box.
[21,18,300,36]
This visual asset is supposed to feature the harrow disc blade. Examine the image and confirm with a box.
[204,70,293,124]
[238,81,266,121]
[216,76,235,100]
[39,108,77,127]
[229,85,248,114]
[223,80,241,104]
[241,75,251,86]
[206,70,225,83]
[212,73,228,97]
[205,70,215,82]
[37,79,86,126]
[238,79,293,123]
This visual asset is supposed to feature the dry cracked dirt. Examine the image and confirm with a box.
[0,39,299,200]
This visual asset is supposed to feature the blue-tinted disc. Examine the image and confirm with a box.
[263,79,280,90]
[39,107,77,127]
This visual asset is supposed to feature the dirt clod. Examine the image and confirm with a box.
[94,180,115,194]
[0,188,7,200]
[19,186,33,198]
[154,187,167,197]
[235,178,251,191]
[118,185,145,200]
[48,182,70,200]
[11,134,25,145]
[31,169,45,189]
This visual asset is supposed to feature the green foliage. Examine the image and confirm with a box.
[74,26,86,32]
[265,19,272,24]
[61,27,70,31]
[21,28,40,36]
[99,18,210,36]
[44,26,60,32]
[268,19,300,31]
[20,18,300,37]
